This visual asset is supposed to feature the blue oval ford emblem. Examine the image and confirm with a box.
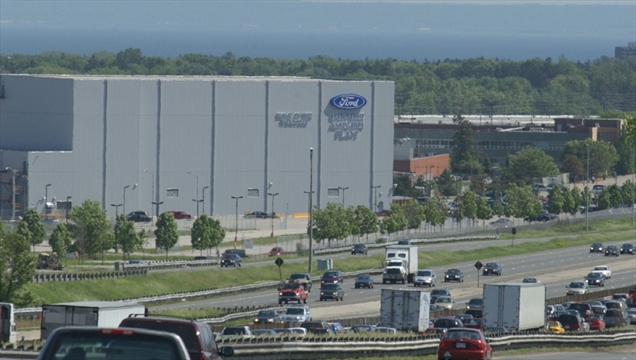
[330,94,367,110]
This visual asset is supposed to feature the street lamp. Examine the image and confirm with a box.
[192,198,203,217]
[66,196,72,223]
[308,147,314,274]
[111,203,123,217]
[187,172,200,215]
[142,169,155,220]
[231,196,243,249]
[268,192,279,237]
[338,186,349,207]
[152,200,164,225]
[585,143,590,231]
[3,167,17,222]
[371,185,381,212]
[202,186,209,215]
[45,183,52,216]
[123,185,130,216]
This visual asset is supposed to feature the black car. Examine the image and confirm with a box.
[584,272,605,287]
[351,244,368,255]
[253,310,281,324]
[605,245,620,256]
[321,270,344,285]
[444,268,464,282]
[220,253,242,267]
[354,274,374,289]
[430,288,452,303]
[620,243,635,255]
[300,321,335,335]
[126,211,152,222]
[590,242,604,253]
[319,283,344,301]
[432,318,464,332]
[245,211,275,219]
[482,262,502,276]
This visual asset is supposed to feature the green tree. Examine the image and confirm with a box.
[399,201,426,230]
[354,205,378,241]
[561,187,575,216]
[437,169,457,197]
[450,115,482,174]
[155,212,179,260]
[570,187,582,215]
[597,189,611,210]
[560,155,585,183]
[0,221,4,237]
[613,127,634,175]
[0,232,36,305]
[191,214,225,256]
[503,147,559,184]
[561,139,619,178]
[621,180,635,206]
[461,190,478,225]
[607,184,623,208]
[453,203,465,228]
[49,223,72,260]
[69,200,110,260]
[310,202,351,245]
[114,215,140,260]
[381,206,408,234]
[504,183,540,219]
[424,197,447,230]
[138,229,149,259]
[476,197,493,226]
[547,186,564,214]
[20,208,46,252]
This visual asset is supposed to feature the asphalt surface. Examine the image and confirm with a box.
[495,351,636,360]
[151,240,636,315]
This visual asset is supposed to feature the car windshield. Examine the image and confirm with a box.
[357,275,370,280]
[587,273,601,278]
[431,289,448,296]
[469,299,483,305]
[322,284,338,290]
[286,308,305,315]
[436,297,451,303]
[605,310,622,317]
[222,327,247,335]
[569,282,584,288]
[417,271,432,276]
[434,319,457,328]
[593,267,607,271]
[354,244,365,249]
[444,330,479,339]
[447,269,460,274]
[485,263,497,267]
[120,320,200,353]
[323,272,338,278]
[289,274,305,280]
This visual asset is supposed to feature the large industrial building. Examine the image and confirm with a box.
[0,75,394,220]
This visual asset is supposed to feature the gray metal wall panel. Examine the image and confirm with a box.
[159,80,212,215]
[137,81,160,216]
[26,152,75,212]
[0,76,73,151]
[213,80,267,215]
[266,81,319,216]
[372,82,396,211]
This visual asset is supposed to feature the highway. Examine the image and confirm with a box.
[152,240,636,318]
[496,351,636,360]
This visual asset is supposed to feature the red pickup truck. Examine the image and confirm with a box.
[278,282,308,305]
[166,210,194,220]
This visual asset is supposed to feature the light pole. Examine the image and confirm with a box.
[66,196,72,223]
[231,196,243,249]
[123,185,131,216]
[308,147,314,274]
[187,172,199,215]
[152,200,164,225]
[3,167,17,222]
[585,143,590,231]
[202,186,209,215]
[192,198,203,217]
[111,203,123,217]
[268,192,279,237]
[371,185,381,212]
[338,186,349,207]
[142,169,155,220]
[45,183,52,216]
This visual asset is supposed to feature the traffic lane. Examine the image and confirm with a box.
[495,351,636,360]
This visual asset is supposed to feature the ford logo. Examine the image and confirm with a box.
[330,94,367,110]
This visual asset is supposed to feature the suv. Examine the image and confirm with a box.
[466,298,483,311]
[590,242,604,253]
[430,288,452,303]
[568,302,593,318]
[119,316,232,360]
[126,211,152,222]
[220,253,242,267]
[281,305,312,323]
[620,243,635,255]
[319,283,344,301]
[278,282,308,304]
[351,244,368,255]
[321,270,344,285]
[300,321,335,336]
[557,313,589,331]
[288,272,312,292]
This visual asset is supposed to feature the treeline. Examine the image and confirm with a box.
[1,49,635,116]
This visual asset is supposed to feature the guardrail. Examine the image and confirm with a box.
[123,259,218,270]
[31,269,148,283]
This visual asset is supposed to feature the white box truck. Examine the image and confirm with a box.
[379,288,430,332]
[482,282,546,332]
[384,245,418,284]
[41,301,146,340]
[0,302,17,344]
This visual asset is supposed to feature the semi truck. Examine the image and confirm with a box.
[383,244,418,284]
[379,289,430,332]
[0,302,17,344]
[41,301,145,340]
[482,282,546,332]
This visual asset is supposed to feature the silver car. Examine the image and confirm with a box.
[433,296,456,310]
[414,269,436,287]
[566,281,588,295]
[281,305,312,323]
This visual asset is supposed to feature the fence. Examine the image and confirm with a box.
[30,269,147,283]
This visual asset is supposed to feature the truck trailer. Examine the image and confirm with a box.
[0,302,17,344]
[482,282,546,332]
[41,301,146,340]
[379,288,430,333]
[383,245,418,284]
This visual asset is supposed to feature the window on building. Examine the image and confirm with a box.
[247,188,259,197]
[327,188,340,197]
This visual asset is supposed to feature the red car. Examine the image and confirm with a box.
[269,246,285,256]
[437,328,492,360]
[587,315,606,331]
[166,210,193,220]
[278,282,308,305]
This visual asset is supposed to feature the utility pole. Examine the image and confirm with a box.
[371,185,381,212]
[585,143,590,231]
[231,196,243,249]
[202,186,209,215]
[338,186,349,208]
[308,148,314,274]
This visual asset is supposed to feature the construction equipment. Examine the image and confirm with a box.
[36,253,64,270]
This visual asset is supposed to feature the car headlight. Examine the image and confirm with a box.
[321,292,324,295]
[254,319,259,322]
[446,275,449,278]
[279,292,283,296]
[268,318,273,322]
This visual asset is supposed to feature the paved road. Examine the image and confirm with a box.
[151,240,636,317]
[496,350,636,360]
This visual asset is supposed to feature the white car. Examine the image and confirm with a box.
[414,269,437,287]
[566,281,589,295]
[591,265,611,279]
[281,305,312,323]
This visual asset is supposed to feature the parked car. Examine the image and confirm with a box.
[351,244,368,255]
[548,320,565,334]
[37,326,198,360]
[557,313,589,331]
[300,321,335,335]
[603,309,628,328]
[220,253,242,267]
[253,310,281,324]
[566,281,589,296]
[219,326,252,339]
[126,211,152,222]
[430,288,452,303]
[118,316,231,360]
[281,305,312,323]
[165,210,193,220]
[591,265,611,278]
[620,243,635,255]
[489,218,513,228]
[397,240,412,245]
[268,246,285,256]
[252,329,277,337]
[482,262,502,276]
[320,270,344,285]
[605,245,620,256]
[590,242,604,253]
[319,283,345,301]
[584,272,605,287]
[375,327,397,334]
[414,269,437,287]
[444,268,464,282]
[244,211,275,219]
[354,274,374,289]
[433,296,456,310]
[466,298,483,311]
